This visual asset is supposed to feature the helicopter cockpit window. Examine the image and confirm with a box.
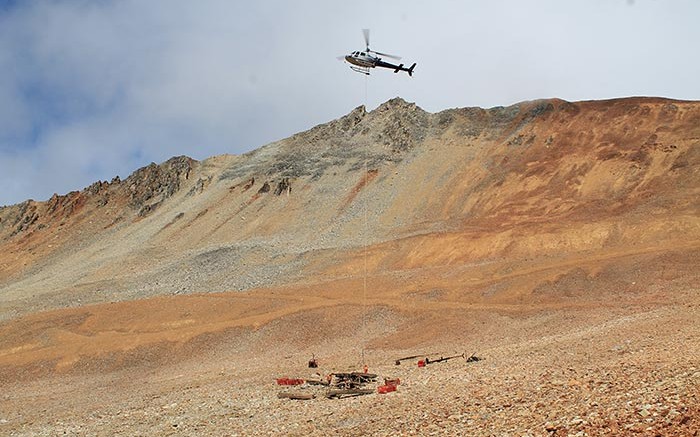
[360,52,365,56]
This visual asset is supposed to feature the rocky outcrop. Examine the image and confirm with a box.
[219,97,431,181]
[0,156,197,241]
[123,156,195,216]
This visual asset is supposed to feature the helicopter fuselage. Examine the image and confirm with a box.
[344,50,415,76]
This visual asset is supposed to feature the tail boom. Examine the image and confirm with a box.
[376,60,417,77]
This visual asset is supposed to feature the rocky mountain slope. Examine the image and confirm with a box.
[1,97,697,318]
[0,96,698,435]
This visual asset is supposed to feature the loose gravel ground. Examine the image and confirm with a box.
[2,297,698,436]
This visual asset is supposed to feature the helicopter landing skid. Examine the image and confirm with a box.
[349,66,370,75]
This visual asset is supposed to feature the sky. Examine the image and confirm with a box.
[1,0,699,206]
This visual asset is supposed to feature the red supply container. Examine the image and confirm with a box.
[417,360,426,368]
[276,378,304,386]
[377,384,397,394]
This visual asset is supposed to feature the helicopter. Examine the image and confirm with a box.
[339,29,416,76]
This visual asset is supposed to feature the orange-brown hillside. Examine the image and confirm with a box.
[0,97,698,435]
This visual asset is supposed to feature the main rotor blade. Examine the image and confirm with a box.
[362,28,370,49]
[371,50,401,60]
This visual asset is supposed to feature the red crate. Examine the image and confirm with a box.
[276,378,304,386]
[377,384,397,394]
